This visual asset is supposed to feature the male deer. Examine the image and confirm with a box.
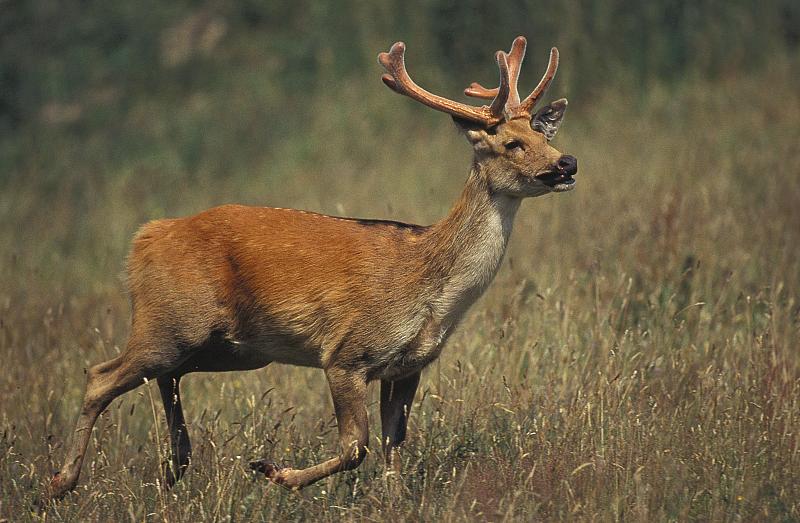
[50,36,577,497]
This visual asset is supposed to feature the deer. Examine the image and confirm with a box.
[49,36,577,498]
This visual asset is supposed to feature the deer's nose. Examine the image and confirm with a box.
[556,155,578,176]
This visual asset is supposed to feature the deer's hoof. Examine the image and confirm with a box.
[249,459,282,478]
[161,462,178,489]
[250,460,303,490]
[48,472,74,500]
[161,459,189,489]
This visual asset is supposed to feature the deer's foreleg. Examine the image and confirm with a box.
[252,366,368,490]
[380,372,420,473]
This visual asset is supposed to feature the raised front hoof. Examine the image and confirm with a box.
[249,460,302,490]
[249,458,282,477]
[48,472,76,501]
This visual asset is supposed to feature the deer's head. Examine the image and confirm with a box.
[379,37,576,198]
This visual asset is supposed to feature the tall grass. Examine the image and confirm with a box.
[1,34,799,523]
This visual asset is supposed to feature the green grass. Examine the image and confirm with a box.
[1,51,799,521]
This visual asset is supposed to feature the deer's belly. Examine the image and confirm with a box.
[220,333,324,369]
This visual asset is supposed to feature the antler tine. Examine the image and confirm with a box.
[505,36,527,105]
[464,82,497,100]
[488,51,510,117]
[379,42,508,126]
[464,36,527,104]
[464,42,559,120]
[516,47,559,116]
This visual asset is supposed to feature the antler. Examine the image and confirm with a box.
[464,38,559,120]
[379,42,509,127]
[465,36,527,106]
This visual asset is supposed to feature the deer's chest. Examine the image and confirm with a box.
[376,319,450,381]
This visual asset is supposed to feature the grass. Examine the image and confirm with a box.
[1,52,799,521]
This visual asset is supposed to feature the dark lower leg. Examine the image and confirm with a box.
[380,372,420,471]
[158,375,191,487]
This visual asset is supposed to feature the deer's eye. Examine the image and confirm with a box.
[504,140,524,151]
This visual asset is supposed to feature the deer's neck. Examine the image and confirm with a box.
[420,166,521,322]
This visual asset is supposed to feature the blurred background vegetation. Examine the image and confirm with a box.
[2,0,798,288]
[1,1,799,520]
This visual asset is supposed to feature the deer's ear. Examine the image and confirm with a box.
[532,98,568,140]
[452,116,491,145]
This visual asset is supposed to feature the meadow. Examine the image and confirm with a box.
[1,3,799,521]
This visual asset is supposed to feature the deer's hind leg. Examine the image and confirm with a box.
[49,332,189,499]
[158,375,191,488]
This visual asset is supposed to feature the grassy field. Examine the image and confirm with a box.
[2,36,800,522]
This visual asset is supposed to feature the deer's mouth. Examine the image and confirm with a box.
[536,171,576,191]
